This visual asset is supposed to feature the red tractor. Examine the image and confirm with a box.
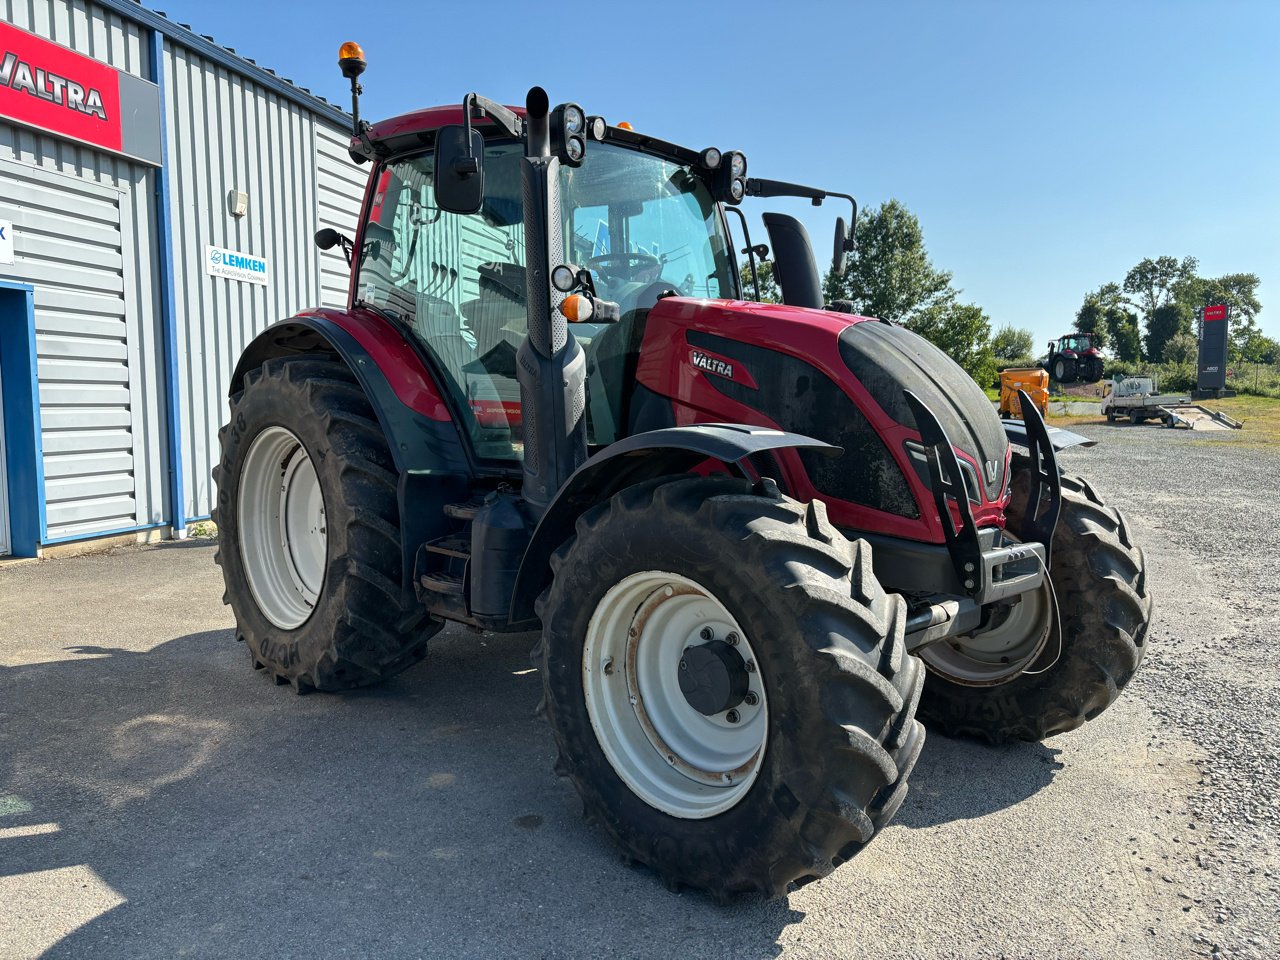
[1046,332,1105,383]
[214,45,1153,900]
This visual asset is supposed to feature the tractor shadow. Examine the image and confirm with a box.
[0,607,1061,957]
[898,733,1063,830]
[0,624,805,957]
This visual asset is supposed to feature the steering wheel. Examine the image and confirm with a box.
[585,252,662,284]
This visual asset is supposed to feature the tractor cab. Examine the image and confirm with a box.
[351,125,739,459]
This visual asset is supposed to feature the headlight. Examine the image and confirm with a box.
[564,105,584,135]
[728,151,747,179]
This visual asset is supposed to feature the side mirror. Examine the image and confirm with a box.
[314,227,352,266]
[434,124,486,215]
[832,216,852,277]
[314,228,343,250]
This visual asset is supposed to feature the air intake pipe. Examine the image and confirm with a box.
[517,87,588,516]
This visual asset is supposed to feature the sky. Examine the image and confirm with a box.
[152,0,1280,344]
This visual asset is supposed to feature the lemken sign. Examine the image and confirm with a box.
[206,245,270,286]
[0,21,162,166]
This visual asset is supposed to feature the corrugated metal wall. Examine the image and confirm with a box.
[161,39,361,521]
[0,0,167,541]
[316,124,364,309]
[0,0,366,540]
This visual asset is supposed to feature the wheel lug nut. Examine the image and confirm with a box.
[744,692,758,706]
[679,659,688,671]
[699,626,713,641]
[726,632,739,646]
[745,660,756,673]
[725,709,740,724]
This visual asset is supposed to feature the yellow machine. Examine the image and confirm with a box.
[998,367,1050,419]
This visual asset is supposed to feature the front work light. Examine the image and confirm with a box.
[551,102,588,167]
[587,116,608,141]
[715,151,748,205]
[700,147,722,170]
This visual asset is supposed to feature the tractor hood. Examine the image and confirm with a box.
[633,298,1010,539]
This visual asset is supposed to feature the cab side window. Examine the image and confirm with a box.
[357,145,528,462]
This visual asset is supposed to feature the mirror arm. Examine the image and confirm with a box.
[723,205,762,303]
[826,191,858,251]
[461,93,524,144]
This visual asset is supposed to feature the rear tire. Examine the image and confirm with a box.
[917,468,1152,743]
[535,476,924,900]
[214,354,439,692]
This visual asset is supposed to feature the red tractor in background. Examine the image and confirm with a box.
[213,44,1153,900]
[1045,332,1105,383]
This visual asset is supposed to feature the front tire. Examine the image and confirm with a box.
[535,476,924,899]
[918,468,1152,743]
[214,355,439,692]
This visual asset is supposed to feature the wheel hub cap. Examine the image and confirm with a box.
[678,640,750,717]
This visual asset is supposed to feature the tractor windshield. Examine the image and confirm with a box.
[558,143,737,303]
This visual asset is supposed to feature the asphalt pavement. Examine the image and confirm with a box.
[1,422,1276,959]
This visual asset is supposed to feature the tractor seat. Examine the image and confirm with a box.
[461,261,527,359]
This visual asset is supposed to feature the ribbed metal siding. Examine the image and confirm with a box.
[315,124,364,308]
[0,0,166,542]
[163,39,323,520]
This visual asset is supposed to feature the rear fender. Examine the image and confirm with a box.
[508,424,837,623]
[231,311,470,591]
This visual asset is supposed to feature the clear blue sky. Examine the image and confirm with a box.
[153,0,1279,343]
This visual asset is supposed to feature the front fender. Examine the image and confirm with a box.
[509,424,837,623]
[1002,419,1096,452]
[231,312,470,592]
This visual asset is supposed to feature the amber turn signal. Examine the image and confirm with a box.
[559,294,594,323]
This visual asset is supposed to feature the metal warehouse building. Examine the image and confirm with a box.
[0,0,363,556]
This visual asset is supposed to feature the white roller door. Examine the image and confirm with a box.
[0,158,138,542]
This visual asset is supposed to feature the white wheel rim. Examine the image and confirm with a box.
[583,571,767,819]
[238,426,327,629]
[920,577,1052,686]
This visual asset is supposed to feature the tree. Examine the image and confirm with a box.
[1162,331,1198,364]
[1240,331,1278,365]
[991,324,1035,362]
[906,300,997,386]
[1075,283,1143,360]
[823,199,953,323]
[1145,301,1194,362]
[1109,311,1144,363]
[1123,256,1199,320]
[740,259,781,304]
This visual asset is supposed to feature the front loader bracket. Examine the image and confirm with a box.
[1016,389,1061,567]
[905,391,1046,605]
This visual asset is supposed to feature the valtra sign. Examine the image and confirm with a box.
[0,21,161,166]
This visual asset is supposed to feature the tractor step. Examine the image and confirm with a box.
[425,534,471,559]
[419,571,465,596]
[443,497,487,521]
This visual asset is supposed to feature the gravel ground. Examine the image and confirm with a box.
[0,421,1276,959]
[1061,423,1280,960]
